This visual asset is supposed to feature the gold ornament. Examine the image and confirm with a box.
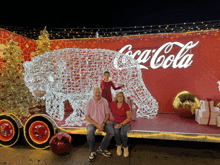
[217,102,220,108]
[173,91,200,118]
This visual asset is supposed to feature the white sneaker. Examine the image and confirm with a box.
[123,147,129,157]
[116,145,122,156]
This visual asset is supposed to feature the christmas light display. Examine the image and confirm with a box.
[23,48,158,126]
[0,37,41,118]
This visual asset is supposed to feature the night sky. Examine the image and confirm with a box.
[1,0,220,28]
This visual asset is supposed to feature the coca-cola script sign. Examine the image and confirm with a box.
[119,41,199,69]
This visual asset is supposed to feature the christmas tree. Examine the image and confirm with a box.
[33,26,52,112]
[36,26,51,56]
[0,36,41,118]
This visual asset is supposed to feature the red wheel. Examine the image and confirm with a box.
[0,115,20,147]
[29,121,50,144]
[0,120,15,142]
[24,115,56,149]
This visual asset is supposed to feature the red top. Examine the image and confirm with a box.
[100,80,122,103]
[109,102,131,125]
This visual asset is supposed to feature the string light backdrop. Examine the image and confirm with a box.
[23,48,158,126]
[1,20,219,39]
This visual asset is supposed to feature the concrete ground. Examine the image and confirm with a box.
[1,135,220,165]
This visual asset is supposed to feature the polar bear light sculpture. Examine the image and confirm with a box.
[23,48,158,126]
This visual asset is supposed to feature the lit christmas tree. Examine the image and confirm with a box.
[36,26,51,56]
[33,26,52,112]
[0,36,41,118]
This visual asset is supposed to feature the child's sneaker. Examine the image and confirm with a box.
[88,152,96,162]
[97,148,111,157]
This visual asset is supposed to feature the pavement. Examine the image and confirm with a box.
[1,135,220,165]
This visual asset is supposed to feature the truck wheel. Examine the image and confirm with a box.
[0,114,21,147]
[24,115,56,149]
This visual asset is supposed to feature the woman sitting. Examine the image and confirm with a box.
[109,92,131,157]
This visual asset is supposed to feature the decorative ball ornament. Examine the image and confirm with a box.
[49,132,72,155]
[173,91,200,118]
[216,102,220,108]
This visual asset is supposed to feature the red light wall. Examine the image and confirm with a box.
[0,29,37,70]
[49,31,220,112]
[1,28,220,113]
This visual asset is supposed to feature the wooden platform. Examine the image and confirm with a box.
[55,113,220,143]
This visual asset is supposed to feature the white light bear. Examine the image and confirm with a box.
[23,48,158,126]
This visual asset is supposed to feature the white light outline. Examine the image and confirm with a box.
[23,48,159,126]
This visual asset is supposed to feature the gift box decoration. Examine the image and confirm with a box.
[200,100,214,111]
[127,97,136,120]
[217,116,220,127]
[131,108,136,120]
[126,97,133,109]
[195,109,218,119]
[195,99,217,125]
[196,115,217,125]
[214,107,220,115]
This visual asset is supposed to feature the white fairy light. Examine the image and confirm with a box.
[23,48,159,126]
